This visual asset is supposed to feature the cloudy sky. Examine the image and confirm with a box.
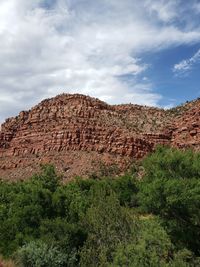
[0,0,200,122]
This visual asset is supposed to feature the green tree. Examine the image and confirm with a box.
[138,147,200,255]
[79,184,138,266]
[112,218,200,267]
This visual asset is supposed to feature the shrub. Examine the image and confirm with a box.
[138,147,200,255]
[112,218,200,267]
[15,241,67,267]
[79,184,138,266]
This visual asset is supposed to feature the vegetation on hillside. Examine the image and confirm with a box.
[0,147,200,266]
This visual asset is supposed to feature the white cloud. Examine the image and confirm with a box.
[0,0,200,122]
[144,0,180,22]
[173,49,200,75]
[193,2,200,14]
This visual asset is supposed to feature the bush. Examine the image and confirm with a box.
[79,184,138,266]
[15,241,67,267]
[112,218,200,267]
[138,147,200,255]
[142,146,200,181]
[1,148,200,265]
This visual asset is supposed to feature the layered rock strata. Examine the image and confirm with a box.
[0,94,199,180]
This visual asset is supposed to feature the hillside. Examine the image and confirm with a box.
[0,94,200,180]
[1,147,200,266]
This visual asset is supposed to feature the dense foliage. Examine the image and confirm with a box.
[0,147,200,266]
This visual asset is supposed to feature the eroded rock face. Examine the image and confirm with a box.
[171,102,200,149]
[0,94,199,180]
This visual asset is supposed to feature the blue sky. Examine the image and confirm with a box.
[0,0,200,122]
[141,43,200,107]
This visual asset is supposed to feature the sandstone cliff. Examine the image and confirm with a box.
[0,94,199,180]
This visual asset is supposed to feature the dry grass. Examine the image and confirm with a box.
[0,256,16,267]
[139,214,154,220]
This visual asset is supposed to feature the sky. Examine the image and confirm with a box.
[0,0,200,122]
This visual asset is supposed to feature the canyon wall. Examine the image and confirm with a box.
[0,94,199,180]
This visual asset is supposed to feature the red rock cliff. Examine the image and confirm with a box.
[0,94,199,180]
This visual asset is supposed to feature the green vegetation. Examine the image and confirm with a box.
[0,147,200,266]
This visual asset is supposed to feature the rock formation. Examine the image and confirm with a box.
[0,94,199,180]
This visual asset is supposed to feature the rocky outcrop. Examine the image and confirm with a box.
[0,94,199,180]
[171,101,200,149]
